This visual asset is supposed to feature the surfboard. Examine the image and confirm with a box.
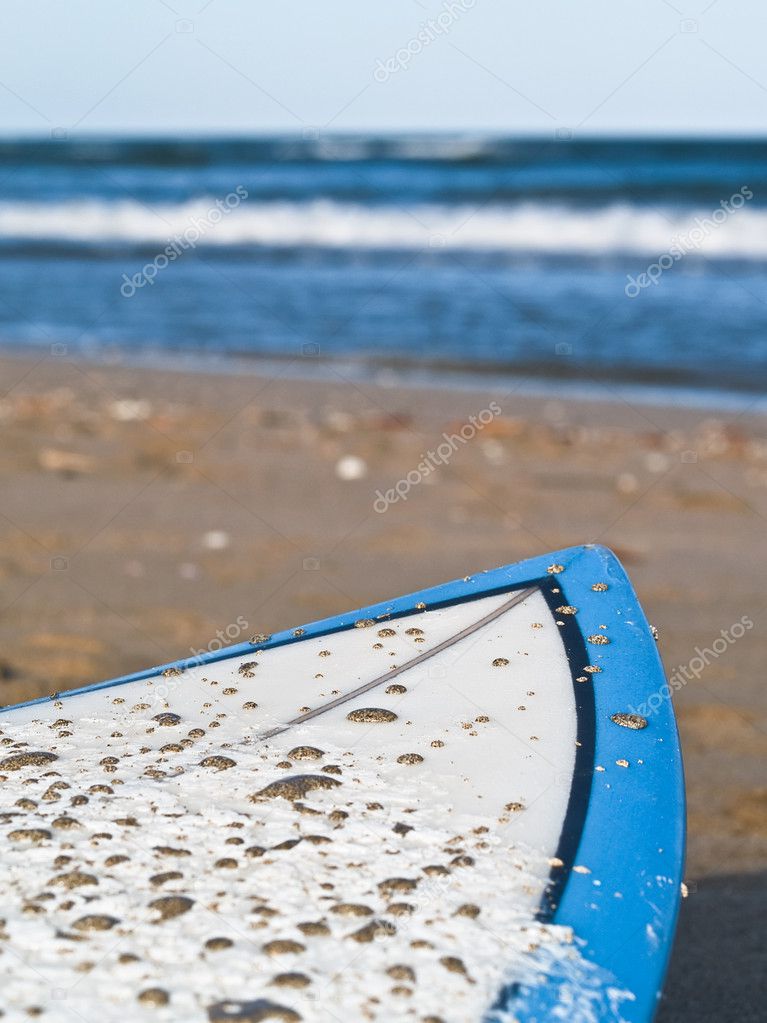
[0,544,684,1023]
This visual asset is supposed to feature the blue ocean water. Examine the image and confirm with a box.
[0,135,765,397]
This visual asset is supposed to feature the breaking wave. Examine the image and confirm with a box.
[1,198,766,258]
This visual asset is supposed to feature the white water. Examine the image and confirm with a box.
[1,197,765,257]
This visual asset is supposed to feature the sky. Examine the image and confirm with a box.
[0,0,765,136]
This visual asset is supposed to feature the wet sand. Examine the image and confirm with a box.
[1,351,765,1017]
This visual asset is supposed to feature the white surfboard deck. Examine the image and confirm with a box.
[0,546,684,1023]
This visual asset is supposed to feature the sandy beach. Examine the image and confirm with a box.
[1,351,765,1019]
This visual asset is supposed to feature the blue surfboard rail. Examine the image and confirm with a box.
[0,544,685,1021]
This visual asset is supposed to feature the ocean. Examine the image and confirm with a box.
[1,135,765,402]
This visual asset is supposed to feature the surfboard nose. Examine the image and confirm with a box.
[0,546,683,1023]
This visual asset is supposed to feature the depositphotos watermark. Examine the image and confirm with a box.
[624,186,753,297]
[120,185,248,297]
[374,0,476,82]
[188,614,250,665]
[374,401,501,513]
[631,614,754,718]
[147,614,250,706]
